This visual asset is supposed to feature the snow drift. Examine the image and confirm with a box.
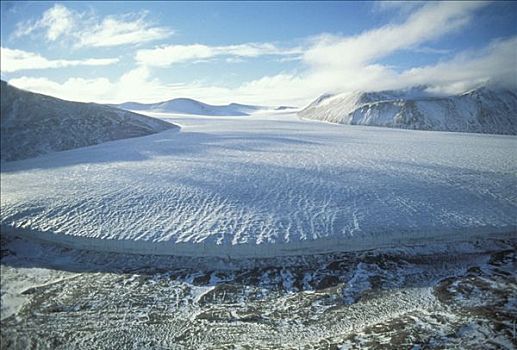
[298,86,517,135]
[112,98,295,116]
[0,81,178,161]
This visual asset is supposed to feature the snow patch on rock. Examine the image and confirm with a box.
[299,85,517,135]
[1,81,178,161]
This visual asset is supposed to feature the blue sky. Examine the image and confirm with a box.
[1,1,516,106]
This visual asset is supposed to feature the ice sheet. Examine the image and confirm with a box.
[1,112,516,257]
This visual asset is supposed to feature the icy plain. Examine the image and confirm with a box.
[1,111,516,258]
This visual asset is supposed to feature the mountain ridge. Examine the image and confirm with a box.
[298,85,517,134]
[1,80,178,161]
[111,98,296,116]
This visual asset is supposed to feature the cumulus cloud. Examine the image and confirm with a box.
[1,47,119,73]
[13,4,172,47]
[135,43,302,66]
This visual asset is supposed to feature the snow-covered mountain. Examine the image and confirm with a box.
[298,86,517,135]
[1,81,178,161]
[113,98,295,116]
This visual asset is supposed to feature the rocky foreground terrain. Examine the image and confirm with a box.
[1,234,515,349]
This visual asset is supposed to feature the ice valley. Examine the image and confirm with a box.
[1,90,516,349]
[1,111,516,257]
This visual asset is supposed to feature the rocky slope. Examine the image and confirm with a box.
[299,86,517,134]
[1,81,178,161]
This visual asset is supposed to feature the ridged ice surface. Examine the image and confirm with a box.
[1,112,516,257]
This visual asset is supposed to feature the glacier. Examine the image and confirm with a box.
[298,85,517,135]
[1,111,516,258]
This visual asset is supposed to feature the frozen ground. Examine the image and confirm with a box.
[1,235,516,349]
[1,111,516,257]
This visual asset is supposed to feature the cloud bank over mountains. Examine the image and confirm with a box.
[2,2,516,106]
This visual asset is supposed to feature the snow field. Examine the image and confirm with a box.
[1,112,516,257]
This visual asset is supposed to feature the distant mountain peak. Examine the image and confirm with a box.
[112,98,292,116]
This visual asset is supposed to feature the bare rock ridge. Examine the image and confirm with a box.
[298,85,517,135]
[0,81,179,161]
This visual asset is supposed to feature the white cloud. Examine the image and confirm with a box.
[8,76,114,101]
[1,47,119,73]
[303,2,487,69]
[225,1,495,105]
[399,36,517,94]
[225,57,245,63]
[7,69,232,105]
[10,35,515,107]
[77,14,172,48]
[13,4,172,47]
[14,4,74,41]
[40,3,75,41]
[135,43,302,66]
[131,1,487,105]
[8,1,514,107]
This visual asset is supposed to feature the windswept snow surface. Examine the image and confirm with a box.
[1,81,178,161]
[1,112,516,258]
[299,86,517,135]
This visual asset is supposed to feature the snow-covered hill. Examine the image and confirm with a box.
[298,86,517,135]
[113,98,295,116]
[1,81,178,161]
